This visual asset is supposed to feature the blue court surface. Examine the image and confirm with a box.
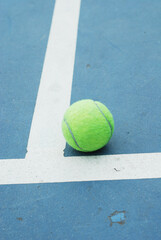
[0,0,161,239]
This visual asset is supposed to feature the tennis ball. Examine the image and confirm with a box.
[62,99,114,152]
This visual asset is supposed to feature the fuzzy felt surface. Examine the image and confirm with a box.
[62,99,114,152]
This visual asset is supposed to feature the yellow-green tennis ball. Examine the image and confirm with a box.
[62,99,114,152]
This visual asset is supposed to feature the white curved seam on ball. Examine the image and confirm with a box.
[64,118,82,150]
[94,101,112,138]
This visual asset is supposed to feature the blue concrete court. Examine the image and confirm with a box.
[0,0,55,159]
[0,0,161,239]
[0,179,161,240]
[65,0,161,156]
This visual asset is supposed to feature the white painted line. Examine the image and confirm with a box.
[0,152,161,185]
[0,0,161,185]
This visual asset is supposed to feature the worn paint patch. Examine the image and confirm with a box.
[108,210,126,226]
